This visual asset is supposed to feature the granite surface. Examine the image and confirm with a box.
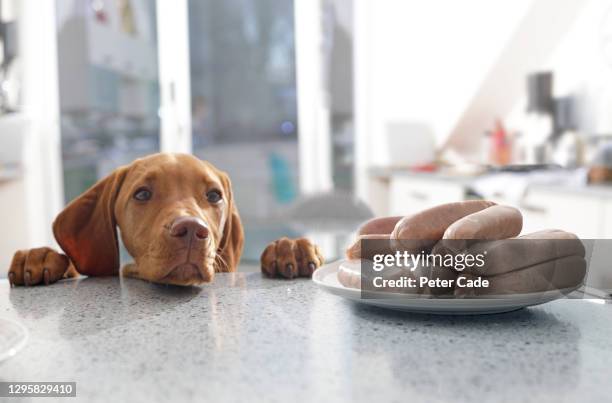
[1,272,611,403]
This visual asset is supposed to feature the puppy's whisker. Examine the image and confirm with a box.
[214,253,229,272]
[214,255,224,271]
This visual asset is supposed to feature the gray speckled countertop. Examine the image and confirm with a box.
[1,271,612,403]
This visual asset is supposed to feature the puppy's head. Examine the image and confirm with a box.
[53,153,243,285]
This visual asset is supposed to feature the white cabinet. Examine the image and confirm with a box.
[520,189,603,238]
[601,200,612,238]
[389,176,465,216]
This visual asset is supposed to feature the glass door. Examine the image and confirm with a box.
[188,0,300,261]
[55,0,161,202]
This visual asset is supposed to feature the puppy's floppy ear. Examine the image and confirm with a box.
[53,167,128,277]
[217,172,244,272]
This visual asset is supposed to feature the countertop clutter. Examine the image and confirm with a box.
[367,167,612,239]
[1,273,612,403]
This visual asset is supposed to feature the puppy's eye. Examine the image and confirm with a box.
[206,189,222,204]
[133,187,152,201]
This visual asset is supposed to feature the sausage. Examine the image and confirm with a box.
[337,258,449,295]
[442,205,522,240]
[337,261,362,289]
[460,229,584,276]
[345,234,391,259]
[390,200,496,250]
[358,216,403,236]
[454,254,586,296]
[518,229,580,240]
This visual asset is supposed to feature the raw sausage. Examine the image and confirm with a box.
[358,216,403,235]
[345,234,392,259]
[461,229,584,276]
[390,200,496,250]
[442,205,522,240]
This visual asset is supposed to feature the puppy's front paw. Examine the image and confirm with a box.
[8,247,71,286]
[260,237,324,279]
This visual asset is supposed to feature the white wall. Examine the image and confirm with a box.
[354,0,532,198]
[507,0,612,137]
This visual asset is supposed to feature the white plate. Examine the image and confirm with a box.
[0,317,28,362]
[313,260,578,315]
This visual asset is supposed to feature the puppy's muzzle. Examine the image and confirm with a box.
[162,216,213,284]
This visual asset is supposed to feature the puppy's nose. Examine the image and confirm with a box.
[169,217,209,240]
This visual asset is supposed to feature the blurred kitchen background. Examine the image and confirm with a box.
[1,0,612,283]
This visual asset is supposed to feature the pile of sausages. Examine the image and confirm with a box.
[341,200,586,296]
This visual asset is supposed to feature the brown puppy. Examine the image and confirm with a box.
[8,153,322,287]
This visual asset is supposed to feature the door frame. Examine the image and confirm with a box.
[157,0,193,154]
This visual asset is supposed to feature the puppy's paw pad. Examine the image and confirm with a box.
[260,237,324,279]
